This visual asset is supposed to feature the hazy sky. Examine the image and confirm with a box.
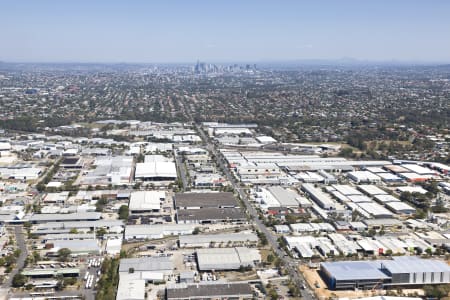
[1,0,450,63]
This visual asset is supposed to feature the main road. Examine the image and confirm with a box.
[193,122,315,300]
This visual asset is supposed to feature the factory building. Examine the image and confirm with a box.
[321,257,450,290]
[196,247,261,271]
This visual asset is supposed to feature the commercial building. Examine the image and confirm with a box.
[381,256,450,285]
[28,212,102,224]
[82,156,133,185]
[129,191,165,213]
[176,207,247,224]
[21,268,80,279]
[124,224,194,240]
[384,201,416,215]
[178,232,258,248]
[347,171,381,183]
[135,161,177,182]
[321,261,391,290]
[321,257,450,290]
[166,282,253,300]
[174,192,238,209]
[119,257,173,282]
[47,239,101,255]
[196,247,261,271]
[301,183,336,210]
[116,278,145,300]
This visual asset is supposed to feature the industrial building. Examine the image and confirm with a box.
[321,257,450,290]
[116,278,145,300]
[176,207,247,224]
[28,212,102,224]
[301,183,336,210]
[381,256,450,285]
[174,192,238,209]
[119,257,173,282]
[129,191,165,213]
[321,261,391,290]
[134,161,177,182]
[166,282,253,300]
[178,232,258,248]
[196,247,261,271]
[124,224,194,240]
[81,156,133,185]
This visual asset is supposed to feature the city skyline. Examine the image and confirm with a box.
[1,0,450,63]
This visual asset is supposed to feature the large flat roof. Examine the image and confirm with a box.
[177,207,246,222]
[166,282,252,299]
[29,212,101,222]
[322,261,390,281]
[175,192,238,208]
[179,232,258,245]
[129,191,165,211]
[381,256,450,274]
[119,257,173,273]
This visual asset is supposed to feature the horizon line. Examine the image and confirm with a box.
[1,58,450,66]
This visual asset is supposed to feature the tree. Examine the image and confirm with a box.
[96,228,107,238]
[267,254,275,264]
[12,274,27,287]
[192,227,201,235]
[118,205,129,220]
[57,248,72,262]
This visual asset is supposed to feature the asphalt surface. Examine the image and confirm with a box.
[194,124,315,300]
[174,150,189,191]
[2,225,28,289]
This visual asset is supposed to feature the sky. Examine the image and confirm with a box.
[1,0,450,63]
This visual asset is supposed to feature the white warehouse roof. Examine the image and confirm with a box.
[129,191,165,212]
[135,162,177,180]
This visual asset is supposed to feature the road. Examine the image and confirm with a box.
[174,149,189,191]
[2,226,28,289]
[193,123,315,300]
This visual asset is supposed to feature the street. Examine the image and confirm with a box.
[193,122,315,300]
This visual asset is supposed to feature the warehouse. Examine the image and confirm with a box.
[347,171,381,183]
[401,164,437,175]
[116,278,145,300]
[21,268,80,279]
[320,261,391,290]
[166,282,253,300]
[400,172,434,183]
[384,201,416,215]
[47,239,100,255]
[363,219,403,231]
[176,207,246,224]
[374,194,400,203]
[175,192,238,209]
[33,220,123,234]
[332,185,362,196]
[0,166,42,180]
[357,185,388,196]
[81,156,133,185]
[357,202,394,218]
[178,232,258,248]
[124,224,194,240]
[129,191,165,213]
[28,212,102,224]
[396,186,428,194]
[381,256,450,285]
[119,257,173,282]
[135,161,177,181]
[196,247,260,271]
[267,186,302,207]
[377,172,403,183]
[301,183,336,210]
